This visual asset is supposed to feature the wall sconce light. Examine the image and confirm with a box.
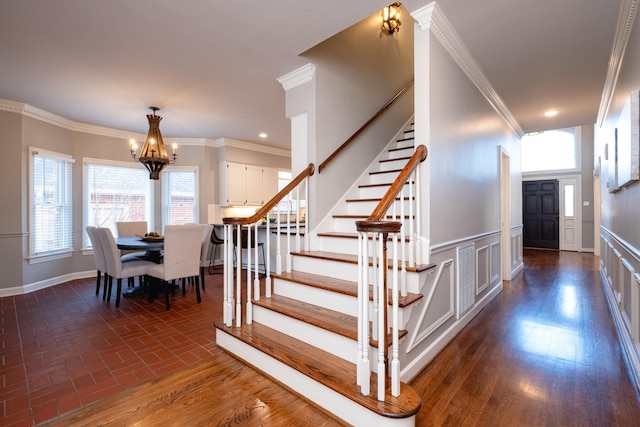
[382,2,402,35]
[129,106,177,180]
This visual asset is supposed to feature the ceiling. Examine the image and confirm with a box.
[0,0,622,150]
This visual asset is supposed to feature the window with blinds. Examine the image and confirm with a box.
[29,147,74,258]
[83,158,153,248]
[162,167,198,227]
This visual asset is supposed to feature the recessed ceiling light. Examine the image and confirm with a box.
[259,133,267,138]
[544,110,558,117]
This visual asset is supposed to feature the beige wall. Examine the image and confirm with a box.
[0,107,289,294]
[298,6,415,225]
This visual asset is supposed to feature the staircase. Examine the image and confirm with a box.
[216,124,434,426]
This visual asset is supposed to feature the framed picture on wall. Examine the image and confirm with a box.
[616,90,640,188]
[608,131,621,193]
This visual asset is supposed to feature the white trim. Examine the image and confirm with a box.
[597,0,640,127]
[215,137,291,157]
[0,270,94,297]
[0,98,290,156]
[277,63,316,91]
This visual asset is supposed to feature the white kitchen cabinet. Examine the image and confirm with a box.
[221,162,279,206]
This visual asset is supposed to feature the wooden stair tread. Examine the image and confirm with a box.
[292,249,436,273]
[332,214,413,220]
[369,169,402,175]
[316,231,413,246]
[389,146,414,153]
[272,270,423,307]
[215,319,422,419]
[380,156,411,163]
[358,181,413,188]
[345,196,413,202]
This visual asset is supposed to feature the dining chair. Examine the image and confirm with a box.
[146,224,202,310]
[96,227,156,308]
[116,220,148,285]
[198,224,214,290]
[85,226,108,299]
[208,226,224,274]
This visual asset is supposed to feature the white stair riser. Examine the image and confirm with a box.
[332,217,413,234]
[273,277,415,329]
[347,200,415,215]
[253,302,411,369]
[253,305,357,363]
[376,158,410,171]
[274,278,358,316]
[290,254,422,294]
[368,172,400,185]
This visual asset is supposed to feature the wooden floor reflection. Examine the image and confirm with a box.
[412,249,640,426]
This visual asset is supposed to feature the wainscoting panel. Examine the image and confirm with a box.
[405,258,455,352]
[600,227,640,393]
[476,245,489,295]
[491,241,501,284]
[457,245,475,318]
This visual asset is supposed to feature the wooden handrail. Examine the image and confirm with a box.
[356,145,427,233]
[223,163,315,226]
[318,78,414,174]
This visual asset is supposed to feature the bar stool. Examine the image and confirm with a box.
[233,227,265,273]
[208,227,225,274]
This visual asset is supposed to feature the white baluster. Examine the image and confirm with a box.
[391,230,400,396]
[377,233,385,401]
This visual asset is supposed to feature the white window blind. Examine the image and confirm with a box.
[162,167,198,227]
[84,159,152,247]
[30,148,74,257]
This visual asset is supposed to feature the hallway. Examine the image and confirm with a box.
[412,249,640,426]
[2,250,640,425]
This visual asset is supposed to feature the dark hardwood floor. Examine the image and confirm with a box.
[412,249,640,426]
[3,249,640,426]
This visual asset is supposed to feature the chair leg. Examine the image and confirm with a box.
[200,266,205,290]
[116,278,123,308]
[164,280,171,311]
[106,276,113,301]
[195,275,201,303]
[103,275,109,300]
[96,270,102,295]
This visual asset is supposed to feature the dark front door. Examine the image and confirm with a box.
[523,180,559,249]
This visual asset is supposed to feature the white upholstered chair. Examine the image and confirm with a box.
[116,221,148,258]
[146,224,203,310]
[198,224,214,290]
[86,226,108,299]
[96,227,156,308]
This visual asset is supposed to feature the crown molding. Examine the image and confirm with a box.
[412,2,524,137]
[597,0,639,127]
[216,137,290,157]
[0,98,138,139]
[0,98,289,155]
[277,63,316,91]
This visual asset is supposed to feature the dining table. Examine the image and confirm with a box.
[116,236,164,263]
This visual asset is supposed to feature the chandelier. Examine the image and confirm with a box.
[129,106,177,180]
